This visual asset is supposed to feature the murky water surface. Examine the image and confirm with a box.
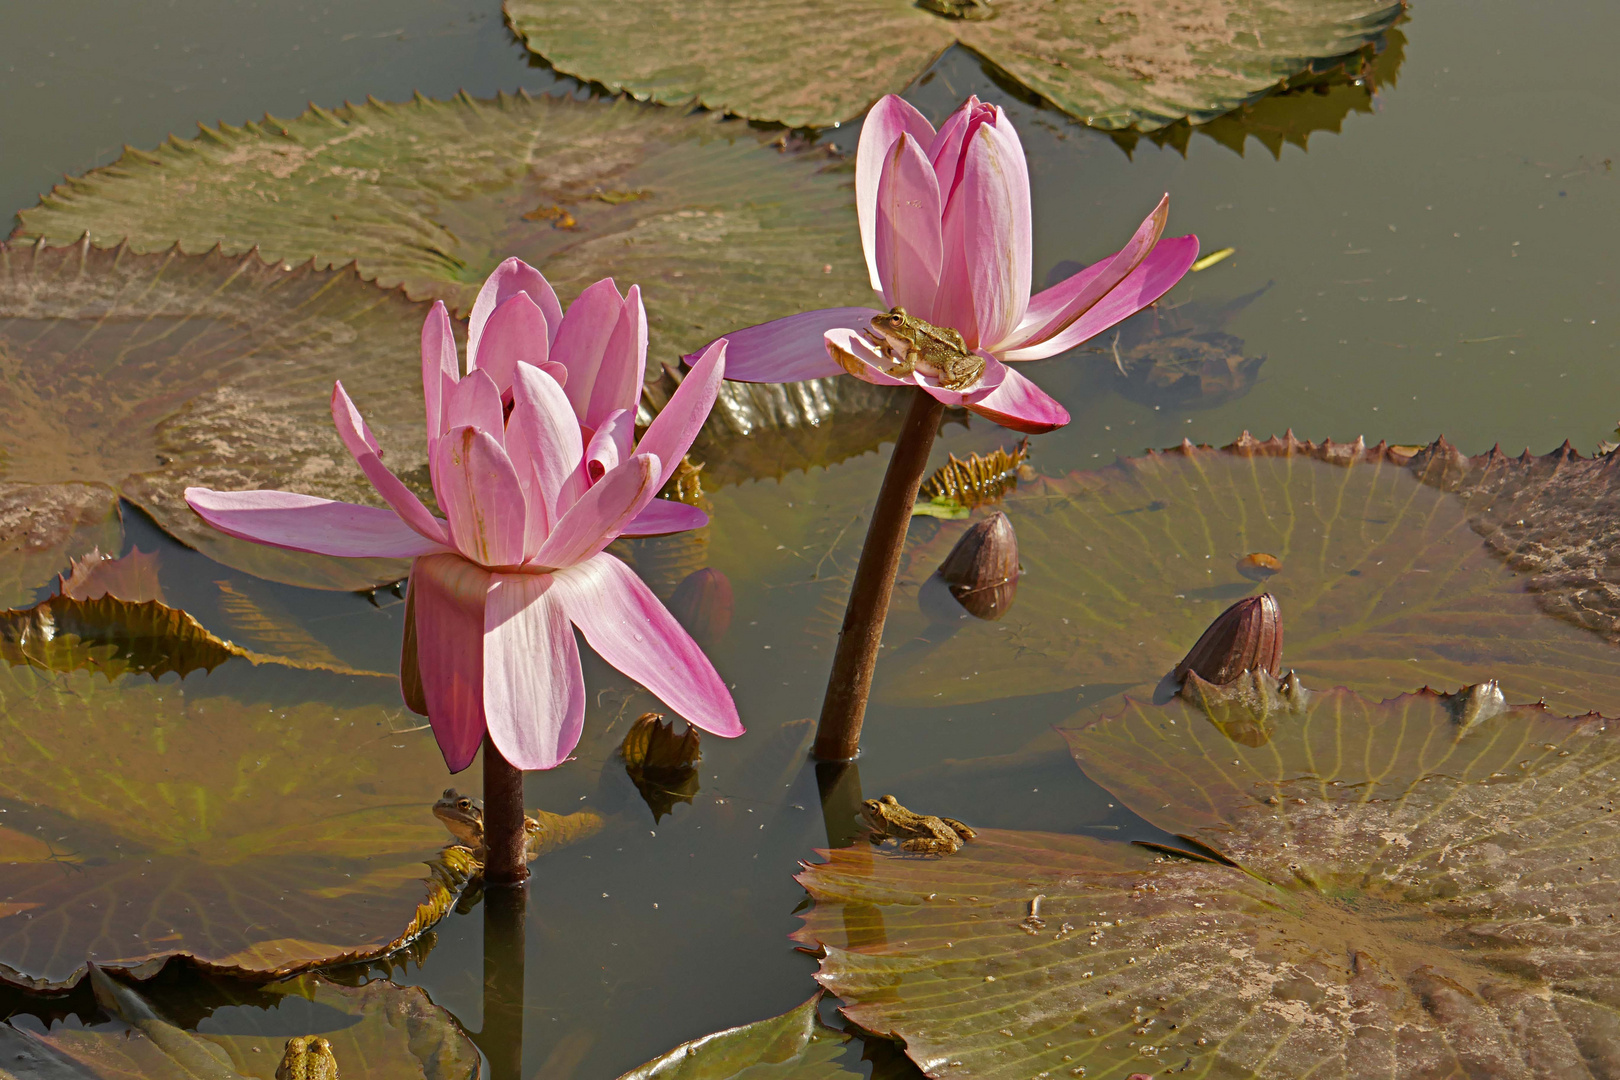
[3,0,1619,1076]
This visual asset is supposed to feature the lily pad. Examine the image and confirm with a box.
[2,970,478,1079]
[504,0,1405,131]
[0,482,121,610]
[617,993,851,1080]
[879,434,1620,716]
[0,660,473,990]
[13,92,873,362]
[798,681,1620,1078]
[0,239,441,591]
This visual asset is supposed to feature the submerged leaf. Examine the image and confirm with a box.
[798,684,1620,1079]
[0,662,471,990]
[504,0,1405,131]
[882,434,1620,715]
[0,240,437,591]
[14,93,872,364]
[0,482,121,610]
[58,548,163,604]
[5,972,478,1079]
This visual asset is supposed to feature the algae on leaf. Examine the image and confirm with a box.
[797,682,1620,1079]
[0,660,472,991]
[0,240,437,591]
[880,434,1620,717]
[503,0,1404,131]
[13,92,873,364]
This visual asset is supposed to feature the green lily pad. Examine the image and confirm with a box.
[0,239,442,591]
[504,0,1405,131]
[0,483,121,610]
[0,660,473,990]
[12,92,872,362]
[798,681,1620,1078]
[879,434,1620,716]
[0,593,388,681]
[2,970,478,1079]
[617,993,851,1080]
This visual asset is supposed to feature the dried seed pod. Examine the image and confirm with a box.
[668,567,733,647]
[1236,552,1282,581]
[931,511,1021,621]
[1172,594,1282,686]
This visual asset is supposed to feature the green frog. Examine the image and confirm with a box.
[861,794,977,855]
[275,1036,338,1080]
[864,308,986,391]
[432,788,542,861]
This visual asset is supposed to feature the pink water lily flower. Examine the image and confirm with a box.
[185,270,742,772]
[711,95,1199,434]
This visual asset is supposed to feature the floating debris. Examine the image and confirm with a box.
[1236,552,1282,581]
[1190,247,1236,272]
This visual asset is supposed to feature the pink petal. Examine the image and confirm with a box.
[506,362,584,541]
[939,122,1031,352]
[1001,235,1199,361]
[470,292,551,395]
[551,553,742,737]
[531,454,659,570]
[409,553,491,772]
[695,308,875,384]
[421,301,460,442]
[432,427,530,567]
[442,368,505,439]
[873,134,944,318]
[331,382,450,546]
[958,364,1070,433]
[469,257,563,361]
[638,337,725,491]
[552,278,626,422]
[184,487,448,558]
[1002,195,1169,353]
[823,327,916,388]
[621,499,709,537]
[583,284,647,431]
[856,95,937,292]
[482,572,586,770]
[926,96,995,204]
[585,408,635,484]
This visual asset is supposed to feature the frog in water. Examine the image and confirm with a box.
[433,788,542,861]
[275,1036,338,1080]
[864,308,986,391]
[860,794,977,855]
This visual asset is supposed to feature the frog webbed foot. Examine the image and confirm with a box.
[939,817,977,842]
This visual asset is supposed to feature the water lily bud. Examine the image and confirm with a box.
[1173,594,1282,686]
[621,712,702,822]
[932,511,1021,621]
[668,567,733,647]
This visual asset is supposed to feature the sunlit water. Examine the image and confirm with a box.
[3,0,1619,1076]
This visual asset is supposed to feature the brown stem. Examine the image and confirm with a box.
[814,387,945,760]
[482,736,530,886]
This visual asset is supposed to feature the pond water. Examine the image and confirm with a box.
[3,0,1619,1077]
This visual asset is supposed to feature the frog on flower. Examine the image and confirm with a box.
[713,94,1199,434]
[185,260,742,774]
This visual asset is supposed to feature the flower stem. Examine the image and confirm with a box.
[482,736,530,886]
[814,387,945,761]
[476,882,526,1080]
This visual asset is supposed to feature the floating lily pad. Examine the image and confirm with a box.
[880,435,1620,716]
[0,482,121,610]
[504,0,1405,131]
[618,993,853,1080]
[3,970,478,1079]
[13,92,872,362]
[798,682,1620,1078]
[0,593,387,681]
[0,239,442,591]
[0,660,473,990]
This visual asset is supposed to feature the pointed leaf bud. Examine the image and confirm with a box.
[620,712,702,822]
[1173,594,1282,686]
[668,567,733,648]
[929,511,1021,621]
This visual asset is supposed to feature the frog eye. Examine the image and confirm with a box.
[457,798,472,810]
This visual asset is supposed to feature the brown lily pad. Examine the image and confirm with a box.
[0,660,472,990]
[797,681,1620,1079]
[879,434,1620,717]
[2,970,478,1079]
[504,0,1405,131]
[0,239,440,591]
[12,92,872,364]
